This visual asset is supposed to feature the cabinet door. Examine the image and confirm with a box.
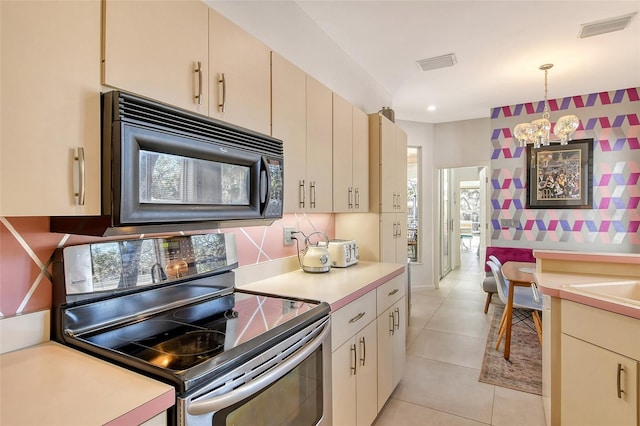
[395,211,408,264]
[356,321,378,426]
[352,106,369,212]
[561,334,637,426]
[103,0,208,114]
[306,75,333,212]
[332,339,357,426]
[1,0,101,216]
[379,116,396,213]
[332,321,378,426]
[377,298,406,411]
[272,53,306,213]
[395,126,408,213]
[209,9,270,135]
[380,213,397,263]
[332,93,353,213]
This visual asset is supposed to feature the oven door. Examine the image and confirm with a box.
[179,317,331,426]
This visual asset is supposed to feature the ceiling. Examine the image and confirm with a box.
[211,1,640,124]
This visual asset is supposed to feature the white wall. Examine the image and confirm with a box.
[433,118,491,169]
[396,120,435,287]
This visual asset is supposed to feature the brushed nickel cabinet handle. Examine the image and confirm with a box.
[348,187,353,209]
[359,336,366,366]
[194,61,202,105]
[350,344,357,375]
[218,72,226,112]
[389,311,395,335]
[310,181,316,208]
[355,188,360,209]
[388,288,399,296]
[617,363,625,399]
[349,312,365,323]
[299,180,305,208]
[394,307,400,330]
[75,147,85,206]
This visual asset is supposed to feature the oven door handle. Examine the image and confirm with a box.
[187,319,330,415]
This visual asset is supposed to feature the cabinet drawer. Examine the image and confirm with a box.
[561,300,640,360]
[376,274,405,314]
[331,291,376,350]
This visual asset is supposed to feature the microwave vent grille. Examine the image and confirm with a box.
[113,92,283,157]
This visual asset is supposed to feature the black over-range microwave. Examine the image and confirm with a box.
[51,91,283,236]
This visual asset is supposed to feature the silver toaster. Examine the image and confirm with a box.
[328,239,359,267]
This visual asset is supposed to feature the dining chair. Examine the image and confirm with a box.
[480,255,504,314]
[486,260,542,347]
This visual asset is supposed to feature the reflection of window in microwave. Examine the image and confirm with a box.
[139,150,250,205]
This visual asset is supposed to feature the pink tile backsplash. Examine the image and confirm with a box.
[0,214,334,318]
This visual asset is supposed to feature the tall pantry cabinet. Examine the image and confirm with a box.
[1,0,101,216]
[336,114,408,263]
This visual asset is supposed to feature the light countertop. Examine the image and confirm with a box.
[533,250,640,319]
[237,261,406,311]
[0,341,175,426]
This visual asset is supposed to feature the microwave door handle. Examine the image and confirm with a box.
[260,169,268,205]
[187,319,330,416]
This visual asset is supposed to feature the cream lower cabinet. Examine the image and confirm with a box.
[102,0,209,115]
[560,300,639,426]
[331,291,378,426]
[332,320,378,426]
[376,275,407,410]
[1,0,101,216]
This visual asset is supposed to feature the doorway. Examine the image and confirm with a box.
[438,165,488,275]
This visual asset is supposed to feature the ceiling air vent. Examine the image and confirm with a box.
[416,53,457,72]
[579,12,636,38]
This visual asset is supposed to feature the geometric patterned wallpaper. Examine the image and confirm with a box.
[489,87,640,252]
[0,213,334,318]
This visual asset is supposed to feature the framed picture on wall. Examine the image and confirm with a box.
[526,138,594,209]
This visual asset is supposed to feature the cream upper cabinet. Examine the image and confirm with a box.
[208,9,271,135]
[333,94,369,213]
[305,75,333,212]
[369,114,407,213]
[272,53,332,213]
[271,53,306,213]
[1,0,101,216]
[102,0,209,114]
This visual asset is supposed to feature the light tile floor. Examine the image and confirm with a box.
[373,246,546,426]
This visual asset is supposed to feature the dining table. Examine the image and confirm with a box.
[500,260,537,360]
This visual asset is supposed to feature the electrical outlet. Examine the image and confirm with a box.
[283,227,296,245]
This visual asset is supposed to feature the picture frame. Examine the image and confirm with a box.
[526,138,594,209]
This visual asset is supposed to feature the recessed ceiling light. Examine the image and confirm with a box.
[579,12,637,38]
[427,105,436,112]
[416,53,457,72]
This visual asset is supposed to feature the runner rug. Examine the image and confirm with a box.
[478,305,542,395]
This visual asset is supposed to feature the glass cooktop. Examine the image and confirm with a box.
[82,291,319,371]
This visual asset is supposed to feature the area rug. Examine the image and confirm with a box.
[478,305,542,395]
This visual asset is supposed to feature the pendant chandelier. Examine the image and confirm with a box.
[513,64,579,148]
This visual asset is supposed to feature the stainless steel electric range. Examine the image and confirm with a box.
[51,233,332,426]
